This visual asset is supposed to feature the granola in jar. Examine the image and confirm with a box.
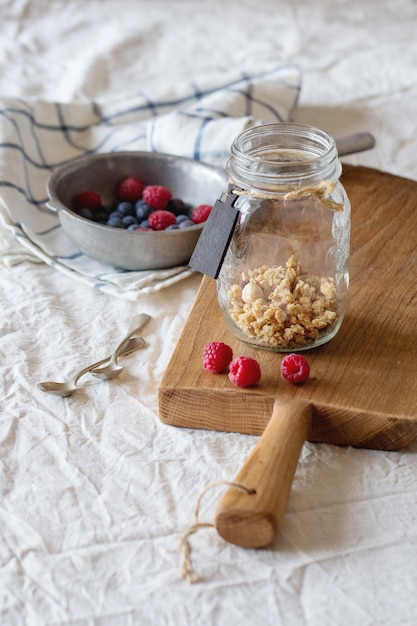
[227,254,339,349]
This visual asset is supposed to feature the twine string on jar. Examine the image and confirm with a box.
[178,480,256,584]
[231,179,344,212]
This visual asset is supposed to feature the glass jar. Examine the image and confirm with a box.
[216,123,350,352]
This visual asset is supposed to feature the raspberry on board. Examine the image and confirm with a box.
[202,341,233,373]
[117,177,144,203]
[148,210,177,231]
[280,353,310,384]
[143,185,172,210]
[228,355,261,387]
[191,204,212,224]
[74,191,102,211]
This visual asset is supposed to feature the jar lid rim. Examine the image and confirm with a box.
[228,122,340,186]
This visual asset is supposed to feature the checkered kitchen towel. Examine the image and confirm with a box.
[0,64,301,300]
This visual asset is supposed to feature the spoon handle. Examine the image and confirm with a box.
[90,313,151,375]
[113,313,151,363]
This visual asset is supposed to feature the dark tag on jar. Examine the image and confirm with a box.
[189,183,240,279]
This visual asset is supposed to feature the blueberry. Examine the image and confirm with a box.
[122,215,138,227]
[135,200,153,221]
[178,219,195,229]
[127,223,139,230]
[166,224,179,230]
[167,198,187,215]
[93,209,110,224]
[78,208,94,220]
[117,201,134,216]
[107,216,124,228]
[176,214,189,224]
[108,210,121,220]
[139,219,150,228]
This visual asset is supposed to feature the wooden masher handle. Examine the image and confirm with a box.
[214,400,312,548]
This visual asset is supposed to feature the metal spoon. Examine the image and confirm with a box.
[90,313,151,380]
[37,336,145,397]
[38,313,151,397]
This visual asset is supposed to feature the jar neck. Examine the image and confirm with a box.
[226,123,342,191]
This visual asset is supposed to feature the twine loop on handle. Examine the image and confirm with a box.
[178,480,256,584]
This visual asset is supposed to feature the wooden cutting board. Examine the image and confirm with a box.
[159,164,417,450]
[159,164,417,549]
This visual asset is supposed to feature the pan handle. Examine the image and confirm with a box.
[214,400,312,548]
[335,131,376,156]
[43,200,59,214]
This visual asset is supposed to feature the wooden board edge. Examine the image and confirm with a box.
[158,384,417,450]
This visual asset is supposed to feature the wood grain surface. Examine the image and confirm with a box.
[159,165,417,451]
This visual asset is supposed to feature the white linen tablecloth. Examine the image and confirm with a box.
[1,1,417,625]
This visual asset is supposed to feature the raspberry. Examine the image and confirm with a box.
[191,204,212,224]
[117,177,144,203]
[74,191,101,211]
[148,209,177,231]
[202,341,233,373]
[280,353,310,384]
[228,356,261,387]
[143,185,172,210]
